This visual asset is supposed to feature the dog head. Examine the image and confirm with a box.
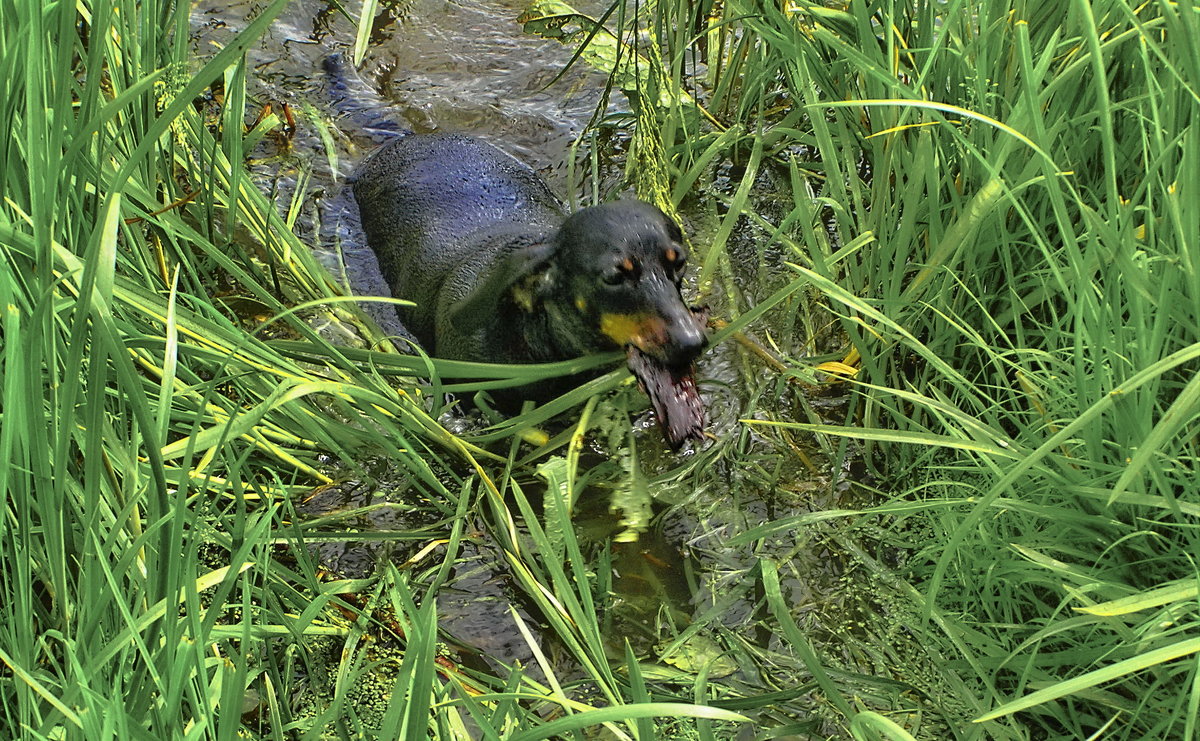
[545,200,708,367]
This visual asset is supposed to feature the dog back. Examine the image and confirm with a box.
[352,133,564,346]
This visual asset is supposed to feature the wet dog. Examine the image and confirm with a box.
[351,133,708,446]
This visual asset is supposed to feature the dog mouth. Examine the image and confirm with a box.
[626,346,706,449]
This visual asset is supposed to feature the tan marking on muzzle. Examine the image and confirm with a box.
[600,312,668,352]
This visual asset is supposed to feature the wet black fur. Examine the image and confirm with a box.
[351,133,706,397]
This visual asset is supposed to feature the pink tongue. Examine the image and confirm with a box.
[626,347,705,448]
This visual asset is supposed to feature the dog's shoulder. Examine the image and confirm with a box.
[433,228,559,361]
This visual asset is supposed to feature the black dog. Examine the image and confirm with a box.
[351,133,708,445]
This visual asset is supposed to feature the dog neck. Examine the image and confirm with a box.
[503,291,598,364]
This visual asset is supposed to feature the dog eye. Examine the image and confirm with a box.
[665,247,687,275]
[603,257,639,286]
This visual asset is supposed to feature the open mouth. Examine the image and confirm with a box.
[626,346,706,449]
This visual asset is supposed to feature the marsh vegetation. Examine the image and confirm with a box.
[2,0,1198,739]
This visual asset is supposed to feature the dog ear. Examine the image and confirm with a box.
[446,239,557,332]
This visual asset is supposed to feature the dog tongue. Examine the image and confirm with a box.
[626,347,705,449]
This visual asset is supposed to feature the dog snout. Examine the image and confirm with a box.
[663,310,708,366]
[598,307,708,366]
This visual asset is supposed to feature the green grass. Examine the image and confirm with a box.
[0,1,746,738]
[591,0,1200,737]
[0,0,580,737]
[4,0,1199,738]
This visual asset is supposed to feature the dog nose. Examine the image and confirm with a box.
[665,315,708,366]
